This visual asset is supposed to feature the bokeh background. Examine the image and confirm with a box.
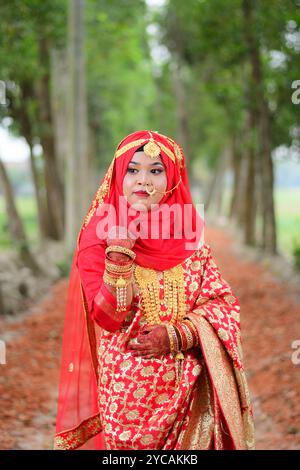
[0,0,299,450]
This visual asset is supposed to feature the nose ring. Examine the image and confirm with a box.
[145,183,156,196]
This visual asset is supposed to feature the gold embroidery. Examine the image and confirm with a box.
[126,410,139,421]
[141,366,155,377]
[115,139,146,158]
[119,431,131,441]
[179,365,214,450]
[141,434,154,445]
[191,260,201,271]
[190,314,247,450]
[133,387,147,399]
[54,413,102,450]
[218,328,229,342]
[155,393,169,404]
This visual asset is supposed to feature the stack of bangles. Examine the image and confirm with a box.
[166,318,199,357]
[103,245,136,312]
[165,319,199,385]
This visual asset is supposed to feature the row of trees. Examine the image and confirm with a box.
[156,0,300,253]
[0,0,299,268]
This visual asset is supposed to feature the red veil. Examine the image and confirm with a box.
[53,130,205,450]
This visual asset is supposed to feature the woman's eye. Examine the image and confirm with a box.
[126,168,163,174]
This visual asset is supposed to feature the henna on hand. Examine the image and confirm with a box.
[128,324,170,358]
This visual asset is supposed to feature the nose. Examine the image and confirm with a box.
[137,170,150,186]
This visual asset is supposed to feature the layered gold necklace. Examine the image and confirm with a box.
[134,264,186,325]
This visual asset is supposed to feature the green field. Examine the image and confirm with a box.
[0,196,39,248]
[0,189,299,260]
[274,188,300,259]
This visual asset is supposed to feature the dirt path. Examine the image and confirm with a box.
[0,225,299,449]
[0,281,67,449]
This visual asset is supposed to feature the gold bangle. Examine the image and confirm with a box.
[105,245,136,260]
[165,324,176,354]
[174,323,186,351]
[105,261,133,274]
[183,318,199,347]
[181,323,194,350]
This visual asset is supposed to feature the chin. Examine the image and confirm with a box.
[130,202,149,212]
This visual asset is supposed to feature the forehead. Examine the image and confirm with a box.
[130,151,164,165]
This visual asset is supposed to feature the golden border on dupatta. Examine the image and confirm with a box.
[115,139,147,158]
[178,364,215,449]
[188,313,249,450]
[54,413,102,450]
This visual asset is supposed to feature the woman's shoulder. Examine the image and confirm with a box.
[189,243,212,262]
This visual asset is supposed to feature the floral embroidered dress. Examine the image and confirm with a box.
[93,244,255,450]
[54,130,255,450]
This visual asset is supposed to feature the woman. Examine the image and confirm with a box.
[54,130,255,450]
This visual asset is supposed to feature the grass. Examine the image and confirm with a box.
[274,188,300,259]
[0,196,39,249]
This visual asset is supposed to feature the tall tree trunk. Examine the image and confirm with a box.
[171,59,191,169]
[0,159,41,274]
[215,146,230,217]
[66,0,90,253]
[205,149,228,214]
[260,101,277,252]
[229,134,242,220]
[28,144,49,240]
[36,37,65,240]
[242,0,277,254]
[243,110,257,245]
[51,48,68,178]
[7,81,50,240]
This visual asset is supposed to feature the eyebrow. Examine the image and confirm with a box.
[129,161,164,167]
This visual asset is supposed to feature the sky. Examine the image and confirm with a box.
[0,125,29,163]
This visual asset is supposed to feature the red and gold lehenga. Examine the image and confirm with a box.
[53,130,255,450]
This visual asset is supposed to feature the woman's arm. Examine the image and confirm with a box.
[77,240,134,332]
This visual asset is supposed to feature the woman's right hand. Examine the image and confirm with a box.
[106,226,136,262]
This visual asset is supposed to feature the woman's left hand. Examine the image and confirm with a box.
[128,324,170,359]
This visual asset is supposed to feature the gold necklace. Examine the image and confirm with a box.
[134,264,186,325]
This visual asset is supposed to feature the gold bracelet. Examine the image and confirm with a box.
[166,324,184,360]
[103,270,132,313]
[105,245,136,260]
[165,324,176,353]
[166,324,184,387]
[181,323,194,350]
[183,318,199,347]
[105,260,133,274]
[103,271,132,288]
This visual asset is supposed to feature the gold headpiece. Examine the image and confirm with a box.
[143,138,161,158]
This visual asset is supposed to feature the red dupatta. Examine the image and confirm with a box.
[54,130,205,450]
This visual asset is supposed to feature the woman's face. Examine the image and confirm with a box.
[122,151,167,211]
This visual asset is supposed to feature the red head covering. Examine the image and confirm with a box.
[54,130,204,450]
[77,129,204,272]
